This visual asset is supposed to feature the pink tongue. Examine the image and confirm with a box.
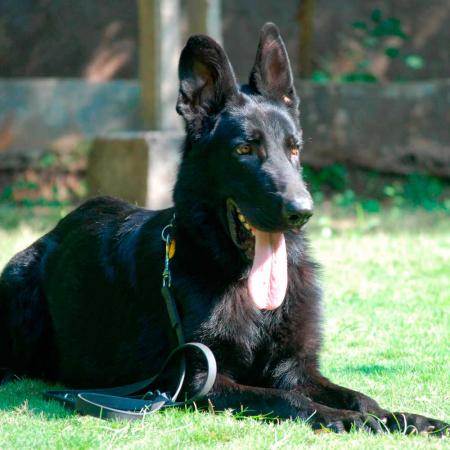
[247,229,287,310]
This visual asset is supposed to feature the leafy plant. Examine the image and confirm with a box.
[303,164,449,213]
[0,143,89,208]
[384,173,447,211]
[303,164,348,192]
[311,8,425,82]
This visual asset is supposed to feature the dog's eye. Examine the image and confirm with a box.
[235,145,252,155]
[290,148,300,157]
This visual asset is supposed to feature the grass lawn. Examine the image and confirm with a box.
[0,204,449,449]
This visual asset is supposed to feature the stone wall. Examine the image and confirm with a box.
[87,75,450,208]
[299,79,450,177]
[88,132,182,209]
[0,79,141,153]
[1,0,449,81]
[1,78,449,178]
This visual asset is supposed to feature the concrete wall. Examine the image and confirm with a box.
[0,79,141,153]
[1,1,449,81]
[87,73,450,209]
[88,132,182,209]
[299,79,450,177]
[1,78,449,177]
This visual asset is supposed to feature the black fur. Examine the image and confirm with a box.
[0,23,448,435]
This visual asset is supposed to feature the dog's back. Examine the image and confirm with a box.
[0,220,58,379]
[0,197,176,386]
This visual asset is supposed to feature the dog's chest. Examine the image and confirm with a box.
[172,267,288,380]
[192,285,276,376]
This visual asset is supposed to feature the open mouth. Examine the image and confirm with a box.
[226,198,288,311]
[226,199,255,261]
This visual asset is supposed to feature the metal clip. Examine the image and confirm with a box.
[161,214,175,288]
[162,242,171,287]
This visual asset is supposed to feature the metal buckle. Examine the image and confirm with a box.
[161,214,175,288]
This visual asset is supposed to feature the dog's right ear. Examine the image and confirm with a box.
[249,23,299,113]
[176,35,238,135]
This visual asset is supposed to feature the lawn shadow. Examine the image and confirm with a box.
[0,378,74,420]
[347,364,406,375]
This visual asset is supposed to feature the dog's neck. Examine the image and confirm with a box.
[172,201,248,279]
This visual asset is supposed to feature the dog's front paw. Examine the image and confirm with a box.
[311,408,384,433]
[343,391,384,415]
[384,412,449,437]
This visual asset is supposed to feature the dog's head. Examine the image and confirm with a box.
[175,23,313,309]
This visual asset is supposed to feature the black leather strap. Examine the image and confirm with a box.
[44,284,217,420]
[44,342,217,420]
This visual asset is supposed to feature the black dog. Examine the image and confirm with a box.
[0,23,448,434]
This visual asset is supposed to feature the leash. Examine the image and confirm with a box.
[44,214,217,420]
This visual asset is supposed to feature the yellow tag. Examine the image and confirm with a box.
[168,239,176,259]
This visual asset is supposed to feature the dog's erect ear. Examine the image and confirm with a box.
[249,23,298,110]
[176,35,238,134]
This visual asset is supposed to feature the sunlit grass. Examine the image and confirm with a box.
[0,204,449,449]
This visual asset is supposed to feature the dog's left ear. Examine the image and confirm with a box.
[176,35,239,136]
[249,23,299,112]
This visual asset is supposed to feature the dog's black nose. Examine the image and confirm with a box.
[283,199,313,227]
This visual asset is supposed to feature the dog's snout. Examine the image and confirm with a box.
[283,198,313,227]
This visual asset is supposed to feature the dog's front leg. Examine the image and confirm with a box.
[302,373,386,415]
[297,374,449,435]
[203,374,385,432]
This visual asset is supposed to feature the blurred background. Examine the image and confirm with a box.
[0,0,449,228]
[2,4,449,441]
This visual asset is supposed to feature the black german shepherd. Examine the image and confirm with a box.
[0,23,448,434]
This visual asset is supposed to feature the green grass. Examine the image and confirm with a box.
[0,205,449,449]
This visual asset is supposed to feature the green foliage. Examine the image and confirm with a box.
[39,152,58,169]
[0,175,76,208]
[303,164,449,213]
[0,144,88,208]
[310,70,331,83]
[339,73,377,83]
[404,54,425,70]
[0,185,13,202]
[384,173,448,211]
[312,8,425,83]
[384,47,399,58]
[303,164,348,192]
